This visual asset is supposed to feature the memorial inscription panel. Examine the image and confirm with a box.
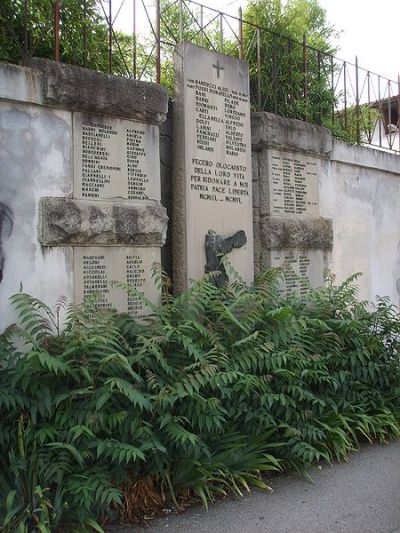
[74,247,160,319]
[267,249,326,296]
[174,43,254,289]
[267,150,319,216]
[73,112,160,201]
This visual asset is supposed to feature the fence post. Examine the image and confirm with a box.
[378,74,382,147]
[367,71,371,144]
[156,0,161,83]
[330,55,334,126]
[24,0,29,59]
[398,75,400,152]
[239,7,243,60]
[355,56,360,144]
[272,37,277,114]
[302,33,308,120]
[219,12,223,53]
[132,0,136,78]
[179,0,183,42]
[257,28,261,111]
[317,50,322,125]
[200,4,204,47]
[54,0,60,62]
[108,0,112,74]
[388,80,392,148]
[343,61,348,132]
[83,0,88,67]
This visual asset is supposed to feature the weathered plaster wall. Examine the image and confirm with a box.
[0,96,73,330]
[321,141,400,303]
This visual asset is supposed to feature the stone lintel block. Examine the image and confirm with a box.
[261,215,333,251]
[251,112,333,157]
[22,58,168,124]
[39,197,168,247]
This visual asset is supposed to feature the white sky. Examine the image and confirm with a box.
[318,0,399,81]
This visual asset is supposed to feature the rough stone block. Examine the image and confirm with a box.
[23,58,168,124]
[39,197,168,247]
[251,112,332,157]
[260,215,333,250]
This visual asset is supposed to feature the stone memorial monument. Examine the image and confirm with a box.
[251,113,333,295]
[0,59,168,330]
[172,42,254,292]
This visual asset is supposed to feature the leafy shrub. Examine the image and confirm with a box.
[1,270,400,531]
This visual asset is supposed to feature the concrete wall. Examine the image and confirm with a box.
[252,112,400,304]
[0,68,73,329]
[323,141,400,303]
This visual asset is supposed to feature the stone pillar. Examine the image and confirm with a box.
[0,59,168,331]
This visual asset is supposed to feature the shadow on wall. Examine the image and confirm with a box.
[0,203,13,284]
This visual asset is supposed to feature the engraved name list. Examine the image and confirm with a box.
[186,76,250,205]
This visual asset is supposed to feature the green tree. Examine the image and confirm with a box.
[0,0,133,76]
[158,0,223,92]
[243,0,338,122]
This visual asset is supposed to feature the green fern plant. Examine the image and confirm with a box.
[2,269,400,528]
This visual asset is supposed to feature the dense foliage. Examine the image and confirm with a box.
[243,0,338,123]
[1,270,400,531]
[0,0,132,75]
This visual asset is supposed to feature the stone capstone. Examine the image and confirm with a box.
[261,215,333,250]
[23,58,168,124]
[39,197,168,247]
[251,112,333,157]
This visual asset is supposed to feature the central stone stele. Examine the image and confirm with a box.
[172,42,254,292]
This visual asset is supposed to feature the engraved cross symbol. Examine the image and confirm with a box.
[213,59,224,78]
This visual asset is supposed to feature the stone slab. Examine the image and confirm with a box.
[73,246,160,319]
[22,58,168,124]
[73,112,160,202]
[39,197,168,247]
[265,150,320,216]
[265,249,329,296]
[261,215,333,250]
[173,43,253,292]
[251,112,333,156]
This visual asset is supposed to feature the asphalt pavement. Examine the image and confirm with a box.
[108,440,400,533]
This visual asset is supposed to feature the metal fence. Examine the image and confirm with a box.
[1,0,399,153]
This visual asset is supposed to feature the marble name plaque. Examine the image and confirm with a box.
[267,249,327,296]
[73,112,160,201]
[173,43,254,291]
[268,150,319,216]
[74,246,160,318]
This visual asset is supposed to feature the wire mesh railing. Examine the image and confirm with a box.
[1,0,399,153]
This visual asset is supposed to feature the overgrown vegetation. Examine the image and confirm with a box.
[1,269,400,531]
